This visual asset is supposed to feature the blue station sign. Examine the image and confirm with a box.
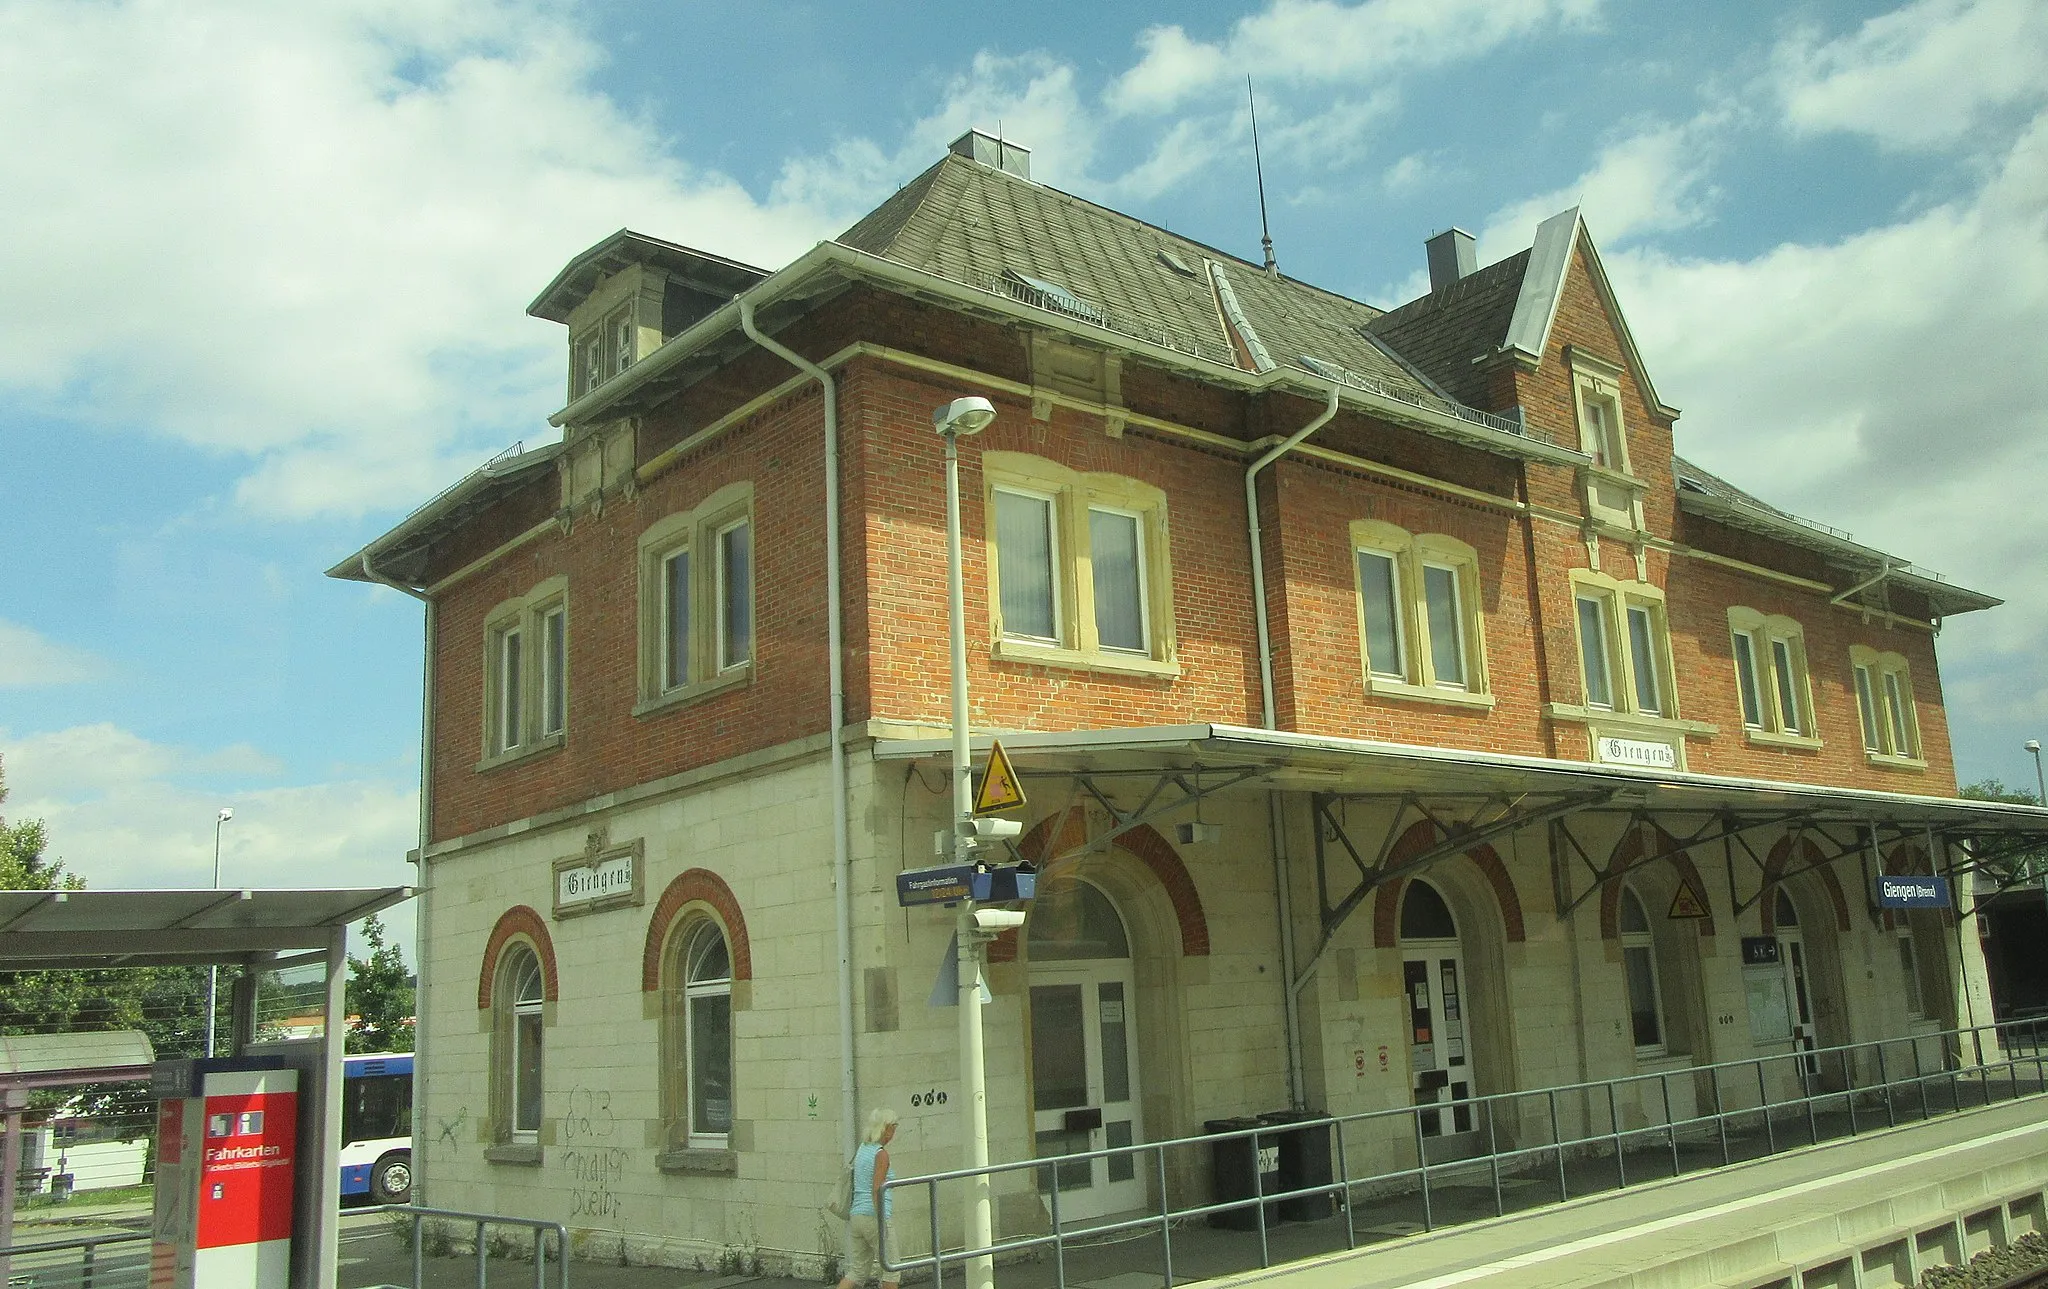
[1876,874,1951,909]
[898,863,976,907]
[895,863,1039,908]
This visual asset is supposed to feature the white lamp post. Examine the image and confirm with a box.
[206,807,233,1058]
[2027,740,2045,807]
[933,395,997,1289]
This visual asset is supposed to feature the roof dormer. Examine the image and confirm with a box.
[528,230,768,405]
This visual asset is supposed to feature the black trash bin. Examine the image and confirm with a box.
[1204,1117,1280,1230]
[1258,1108,1336,1221]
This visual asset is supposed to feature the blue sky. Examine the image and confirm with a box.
[4,0,2047,964]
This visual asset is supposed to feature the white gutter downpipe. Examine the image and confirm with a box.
[737,298,860,1162]
[1245,385,1340,1109]
[1248,385,1340,730]
[358,553,433,1196]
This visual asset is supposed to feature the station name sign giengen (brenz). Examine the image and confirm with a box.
[1875,874,1951,909]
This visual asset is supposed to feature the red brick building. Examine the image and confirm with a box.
[335,131,2045,1270]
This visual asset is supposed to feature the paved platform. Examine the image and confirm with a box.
[317,1089,2048,1289]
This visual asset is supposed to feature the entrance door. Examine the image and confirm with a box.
[1775,891,1820,1078]
[1028,881,1143,1224]
[1399,880,1476,1146]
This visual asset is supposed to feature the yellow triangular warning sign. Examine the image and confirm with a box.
[973,740,1027,815]
[1668,880,1709,920]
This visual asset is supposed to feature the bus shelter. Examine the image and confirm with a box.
[0,886,412,1289]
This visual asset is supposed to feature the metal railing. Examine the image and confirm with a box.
[356,1203,569,1289]
[880,1019,2048,1289]
[0,1228,149,1289]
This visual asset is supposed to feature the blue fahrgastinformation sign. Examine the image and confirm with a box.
[897,863,977,907]
[1876,874,1951,909]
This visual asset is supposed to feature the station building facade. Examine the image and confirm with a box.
[334,131,2045,1272]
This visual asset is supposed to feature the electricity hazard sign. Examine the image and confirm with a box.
[972,740,1027,815]
[1668,879,1710,920]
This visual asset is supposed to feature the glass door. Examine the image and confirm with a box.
[1029,969,1142,1222]
[1403,947,1475,1139]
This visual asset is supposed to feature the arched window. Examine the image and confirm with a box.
[1620,887,1666,1055]
[502,945,544,1141]
[680,922,733,1145]
[1028,881,1131,961]
[1775,888,1799,928]
[1399,879,1458,940]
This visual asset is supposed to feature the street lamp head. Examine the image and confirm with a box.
[933,396,996,438]
[2027,741,2040,755]
[218,807,234,823]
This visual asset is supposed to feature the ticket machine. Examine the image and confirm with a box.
[150,1059,297,1289]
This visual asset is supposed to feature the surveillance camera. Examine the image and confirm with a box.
[972,908,1027,932]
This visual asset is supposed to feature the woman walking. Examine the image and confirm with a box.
[838,1107,899,1289]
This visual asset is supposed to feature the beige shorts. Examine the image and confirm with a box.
[845,1212,896,1285]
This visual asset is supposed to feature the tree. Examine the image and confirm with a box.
[346,912,415,1053]
[0,757,208,1127]
[1961,778,2048,883]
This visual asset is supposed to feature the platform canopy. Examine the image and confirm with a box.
[873,722,2048,839]
[0,887,413,971]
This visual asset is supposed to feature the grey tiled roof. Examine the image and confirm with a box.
[1362,251,1529,407]
[836,154,1430,398]
[1672,454,1806,524]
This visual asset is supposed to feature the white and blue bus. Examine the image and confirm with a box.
[339,1053,413,1204]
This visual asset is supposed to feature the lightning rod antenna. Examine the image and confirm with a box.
[1249,77,1276,274]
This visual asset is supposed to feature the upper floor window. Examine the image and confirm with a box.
[483,577,568,764]
[1351,520,1491,708]
[1851,646,1923,767]
[637,484,754,713]
[1569,349,1640,529]
[572,305,636,400]
[983,453,1177,677]
[1572,573,1676,720]
[1728,609,1817,747]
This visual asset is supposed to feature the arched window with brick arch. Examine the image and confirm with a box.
[643,869,751,1157]
[477,906,558,1148]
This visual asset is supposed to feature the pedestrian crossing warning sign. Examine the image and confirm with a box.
[973,740,1027,815]
[1668,879,1709,920]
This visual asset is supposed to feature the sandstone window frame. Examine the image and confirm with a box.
[1569,571,1679,722]
[1568,348,1645,531]
[1850,645,1925,769]
[1348,519,1493,710]
[1727,608,1820,750]
[635,482,755,716]
[571,303,636,400]
[479,575,568,769]
[981,452,1179,678]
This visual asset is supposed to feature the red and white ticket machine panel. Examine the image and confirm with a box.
[151,1063,297,1289]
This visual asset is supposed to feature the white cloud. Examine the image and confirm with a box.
[1775,0,2048,150]
[774,51,1100,210]
[1108,0,1601,115]
[0,621,100,687]
[2,722,419,959]
[1605,106,2048,738]
[1477,119,1720,261]
[0,0,839,521]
